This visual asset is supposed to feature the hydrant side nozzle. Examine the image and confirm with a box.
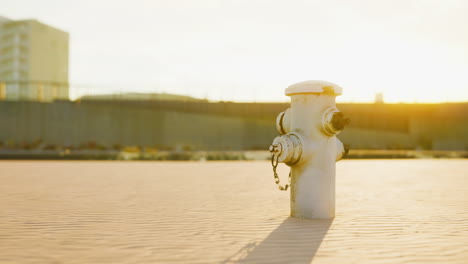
[275,108,291,135]
[271,133,303,166]
[321,108,350,136]
[276,111,287,135]
[336,138,348,161]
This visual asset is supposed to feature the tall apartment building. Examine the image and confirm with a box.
[0,16,69,101]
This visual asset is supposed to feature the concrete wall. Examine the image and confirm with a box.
[0,101,277,150]
[0,101,466,150]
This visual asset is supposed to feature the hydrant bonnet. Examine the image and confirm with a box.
[285,80,342,96]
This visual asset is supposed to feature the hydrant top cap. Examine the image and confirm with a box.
[285,80,342,96]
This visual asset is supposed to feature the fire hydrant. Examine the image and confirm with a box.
[269,80,349,219]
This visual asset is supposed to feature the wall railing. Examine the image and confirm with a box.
[0,80,69,102]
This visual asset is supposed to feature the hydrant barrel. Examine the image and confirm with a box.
[270,80,349,219]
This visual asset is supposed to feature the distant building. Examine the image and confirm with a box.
[375,92,384,104]
[0,16,69,101]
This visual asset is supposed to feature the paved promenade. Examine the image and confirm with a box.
[1,160,467,263]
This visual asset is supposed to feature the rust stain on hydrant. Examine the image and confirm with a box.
[269,80,349,219]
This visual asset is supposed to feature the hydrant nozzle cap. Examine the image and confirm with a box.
[285,80,342,96]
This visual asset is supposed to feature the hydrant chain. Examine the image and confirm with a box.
[271,152,291,191]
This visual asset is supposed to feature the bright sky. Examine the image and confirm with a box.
[1,0,468,102]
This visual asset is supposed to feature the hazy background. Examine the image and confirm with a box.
[2,0,468,102]
[1,2,467,263]
[1,0,467,157]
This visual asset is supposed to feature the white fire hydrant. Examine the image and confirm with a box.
[269,80,349,219]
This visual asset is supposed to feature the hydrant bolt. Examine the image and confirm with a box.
[331,112,350,131]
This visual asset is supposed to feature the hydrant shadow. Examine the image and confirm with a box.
[224,217,333,263]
